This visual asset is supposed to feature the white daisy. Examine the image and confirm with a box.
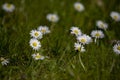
[46,14,59,23]
[38,26,50,34]
[91,30,104,39]
[30,30,43,39]
[0,57,9,66]
[96,20,108,30]
[74,2,85,12]
[70,26,82,36]
[2,3,15,12]
[113,44,120,54]
[110,11,120,22]
[29,38,41,50]
[32,53,45,60]
[74,43,85,52]
[77,34,92,45]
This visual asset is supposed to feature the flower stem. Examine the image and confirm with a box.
[78,53,87,72]
[105,30,111,40]
[110,58,115,73]
[94,38,97,43]
[50,22,55,31]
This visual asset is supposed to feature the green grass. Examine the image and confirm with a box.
[0,0,120,80]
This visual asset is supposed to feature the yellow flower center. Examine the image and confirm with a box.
[117,46,120,50]
[41,29,46,33]
[6,4,12,8]
[34,32,39,37]
[95,33,100,37]
[51,16,55,21]
[73,30,79,34]
[81,39,86,43]
[100,23,104,28]
[77,47,81,51]
[76,5,80,9]
[35,53,42,59]
[33,42,37,47]
[114,15,118,20]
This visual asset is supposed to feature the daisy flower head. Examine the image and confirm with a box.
[2,3,15,12]
[74,42,85,52]
[0,57,9,66]
[38,26,50,34]
[113,44,120,54]
[32,53,45,60]
[30,30,43,39]
[96,20,108,30]
[110,11,120,22]
[46,13,59,23]
[29,38,41,51]
[70,26,82,36]
[74,2,85,12]
[91,30,104,39]
[77,34,92,45]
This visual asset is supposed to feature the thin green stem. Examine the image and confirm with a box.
[109,58,115,73]
[109,54,118,73]
[2,16,5,25]
[50,23,55,31]
[78,53,87,72]
[105,30,111,40]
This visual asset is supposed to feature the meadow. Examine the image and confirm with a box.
[0,0,120,80]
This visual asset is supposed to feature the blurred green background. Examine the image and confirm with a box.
[0,0,120,80]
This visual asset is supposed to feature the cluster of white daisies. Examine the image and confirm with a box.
[1,2,120,66]
[70,27,92,52]
[72,2,120,55]
[70,24,120,54]
[70,22,106,52]
[29,26,50,60]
